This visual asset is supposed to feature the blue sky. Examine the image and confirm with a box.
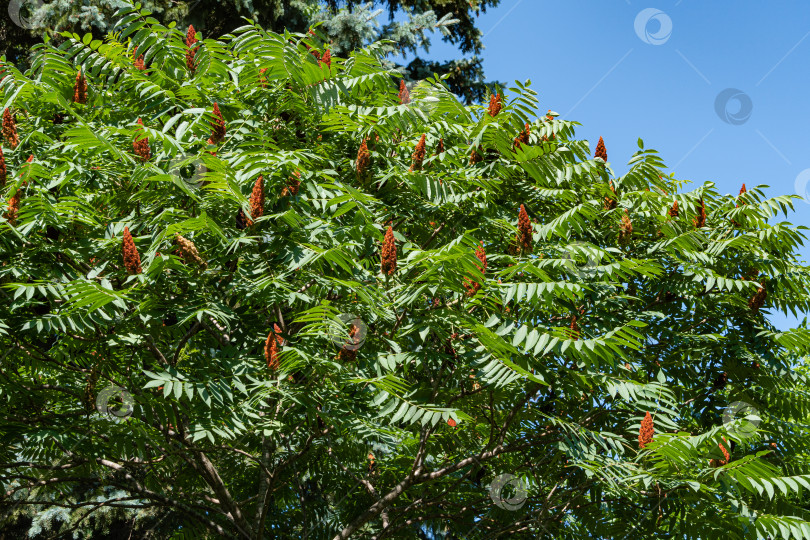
[411,1,810,331]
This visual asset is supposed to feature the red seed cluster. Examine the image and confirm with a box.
[2,108,18,149]
[603,182,617,210]
[464,243,488,296]
[487,93,502,117]
[737,183,747,207]
[133,51,145,70]
[436,138,444,155]
[356,139,371,185]
[175,234,207,268]
[619,212,633,245]
[265,323,283,370]
[73,70,88,104]
[282,171,301,197]
[749,281,767,313]
[319,49,331,69]
[6,189,21,225]
[514,123,530,150]
[693,199,707,228]
[570,315,580,340]
[209,102,226,144]
[668,200,679,217]
[245,176,264,226]
[381,226,397,276]
[337,324,360,362]
[133,118,151,162]
[398,80,410,105]
[410,134,426,172]
[259,67,268,88]
[469,146,482,165]
[122,226,142,275]
[517,204,533,254]
[719,438,731,465]
[186,25,199,72]
[594,136,607,163]
[639,411,654,449]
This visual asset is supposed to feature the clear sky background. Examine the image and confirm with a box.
[408,0,810,331]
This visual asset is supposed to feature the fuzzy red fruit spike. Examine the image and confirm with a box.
[247,176,264,226]
[639,412,654,449]
[619,212,633,245]
[409,134,427,172]
[210,103,226,144]
[570,315,580,340]
[719,438,731,465]
[517,204,533,254]
[668,200,679,218]
[319,48,331,69]
[693,198,707,228]
[398,80,410,105]
[122,226,142,275]
[133,51,145,70]
[487,93,502,117]
[737,183,747,208]
[133,118,151,162]
[749,281,767,313]
[514,123,530,149]
[2,108,18,149]
[258,67,268,88]
[381,226,397,276]
[265,324,283,370]
[469,146,482,165]
[436,138,444,155]
[6,189,21,225]
[356,139,371,185]
[282,170,301,197]
[463,242,487,296]
[447,418,457,427]
[0,146,6,188]
[186,25,199,72]
[73,70,88,104]
[594,136,607,162]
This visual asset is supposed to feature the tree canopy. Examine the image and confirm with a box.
[3,0,501,103]
[3,3,810,539]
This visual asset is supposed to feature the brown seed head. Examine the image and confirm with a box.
[186,25,198,72]
[122,226,142,275]
[469,146,483,165]
[319,48,331,69]
[514,123,530,150]
[175,234,207,268]
[749,281,767,313]
[398,80,410,104]
[356,139,371,185]
[265,324,283,370]
[436,138,444,155]
[6,189,21,225]
[619,212,633,245]
[133,118,151,162]
[73,70,88,104]
[594,136,607,163]
[517,204,533,254]
[2,108,18,149]
[210,103,226,144]
[604,181,617,210]
[639,411,654,449]
[133,51,145,70]
[381,226,397,276]
[248,175,264,226]
[693,199,707,228]
[718,437,731,465]
[487,93,502,117]
[570,315,580,340]
[737,183,747,207]
[668,199,679,217]
[410,134,427,172]
[282,170,301,197]
[463,242,487,296]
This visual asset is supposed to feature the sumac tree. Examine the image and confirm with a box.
[2,4,810,539]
